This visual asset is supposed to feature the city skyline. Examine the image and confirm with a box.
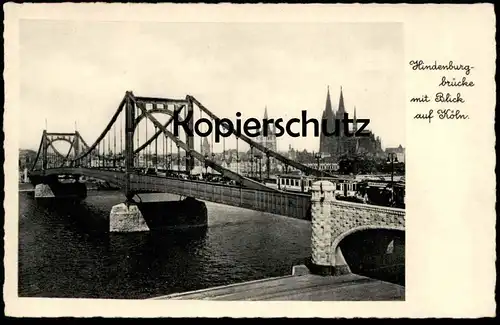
[19,20,405,153]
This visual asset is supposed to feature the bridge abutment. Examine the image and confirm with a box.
[295,180,405,279]
[308,180,351,276]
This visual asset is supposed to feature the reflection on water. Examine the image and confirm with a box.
[19,191,312,299]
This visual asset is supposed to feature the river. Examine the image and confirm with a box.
[18,190,312,299]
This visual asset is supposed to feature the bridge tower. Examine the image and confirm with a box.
[125,91,136,201]
[74,131,80,167]
[185,96,195,173]
[42,130,48,171]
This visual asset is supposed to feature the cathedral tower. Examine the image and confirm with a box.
[319,86,336,154]
[258,106,277,152]
[335,86,347,156]
[202,137,211,156]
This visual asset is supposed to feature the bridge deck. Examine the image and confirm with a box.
[29,168,312,220]
[150,273,405,301]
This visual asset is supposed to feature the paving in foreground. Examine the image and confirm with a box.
[151,273,405,301]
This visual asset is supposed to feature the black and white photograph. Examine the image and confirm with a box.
[4,2,497,319]
[16,19,407,302]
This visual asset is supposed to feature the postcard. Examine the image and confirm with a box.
[3,3,496,318]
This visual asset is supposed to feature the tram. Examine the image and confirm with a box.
[355,179,406,208]
[264,174,315,193]
[266,173,405,207]
[266,173,359,197]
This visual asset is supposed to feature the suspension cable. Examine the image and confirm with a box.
[223,137,225,163]
[114,123,117,168]
[170,122,173,164]
[210,116,214,155]
[236,138,239,174]
[120,110,123,157]
[102,138,105,168]
[145,116,149,168]
[154,125,158,169]
[108,133,110,168]
[162,128,165,171]
[199,107,203,154]
[177,144,180,172]
[136,105,140,167]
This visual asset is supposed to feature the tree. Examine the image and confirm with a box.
[358,154,378,174]
[295,149,315,164]
[338,154,354,175]
[338,152,381,175]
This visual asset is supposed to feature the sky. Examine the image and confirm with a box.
[19,20,405,153]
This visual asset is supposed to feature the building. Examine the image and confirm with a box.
[385,145,405,163]
[319,87,337,156]
[304,162,339,172]
[319,86,384,161]
[254,106,278,172]
[256,106,277,152]
[19,149,38,169]
[202,137,211,156]
[287,144,297,161]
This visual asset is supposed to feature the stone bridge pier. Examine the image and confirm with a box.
[298,180,405,277]
[109,197,208,233]
[32,175,87,200]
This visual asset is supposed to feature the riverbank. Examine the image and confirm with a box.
[19,183,34,192]
[151,272,404,301]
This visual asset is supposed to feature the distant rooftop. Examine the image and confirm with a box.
[385,145,405,153]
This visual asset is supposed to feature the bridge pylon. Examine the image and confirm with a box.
[185,96,195,173]
[42,130,48,171]
[124,91,135,200]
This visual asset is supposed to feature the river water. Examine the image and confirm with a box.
[18,190,312,299]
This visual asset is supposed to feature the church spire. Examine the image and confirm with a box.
[202,137,210,156]
[337,86,345,115]
[320,85,335,155]
[324,85,334,117]
[353,106,357,133]
[263,105,274,137]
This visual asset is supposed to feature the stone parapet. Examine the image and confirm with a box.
[329,200,405,252]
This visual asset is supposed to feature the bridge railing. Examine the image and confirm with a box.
[29,167,311,219]
[130,173,311,220]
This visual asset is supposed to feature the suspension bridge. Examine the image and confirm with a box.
[27,91,404,237]
[24,90,406,296]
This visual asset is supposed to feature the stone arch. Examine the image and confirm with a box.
[330,225,405,267]
[331,225,405,255]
